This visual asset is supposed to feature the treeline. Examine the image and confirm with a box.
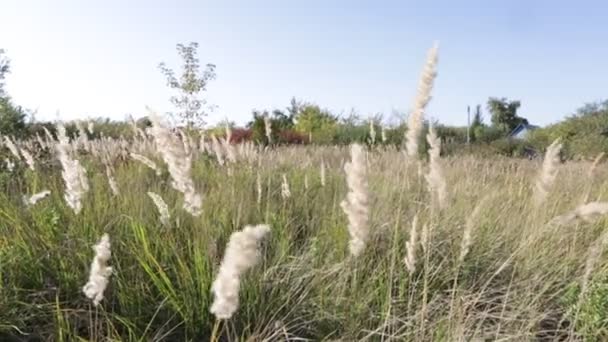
[3,47,608,159]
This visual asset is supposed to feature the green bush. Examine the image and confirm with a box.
[528,101,608,159]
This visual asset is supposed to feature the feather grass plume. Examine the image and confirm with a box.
[256,172,263,204]
[35,133,47,150]
[148,191,170,226]
[4,136,21,160]
[225,126,233,144]
[425,124,447,209]
[340,144,370,257]
[56,123,89,214]
[5,158,15,172]
[320,160,326,187]
[211,135,225,166]
[177,130,192,156]
[83,234,112,306]
[420,222,429,254]
[130,153,162,176]
[105,164,119,196]
[264,114,273,144]
[281,174,291,199]
[405,43,439,158]
[23,190,51,206]
[148,113,202,216]
[223,138,237,164]
[381,125,387,144]
[534,138,562,205]
[43,127,54,143]
[19,147,35,171]
[404,215,418,274]
[459,197,487,263]
[210,224,271,319]
[76,121,89,151]
[550,202,608,225]
[369,120,376,145]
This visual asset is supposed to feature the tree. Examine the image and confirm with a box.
[294,104,337,144]
[159,42,216,128]
[0,51,27,136]
[0,49,9,98]
[271,109,294,131]
[0,97,27,135]
[575,100,608,117]
[247,108,295,145]
[487,97,528,133]
[472,104,484,127]
[286,97,300,122]
[469,104,485,142]
[248,110,270,145]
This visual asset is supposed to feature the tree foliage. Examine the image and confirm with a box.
[0,50,27,136]
[294,103,337,144]
[487,97,528,133]
[528,100,608,158]
[159,42,216,128]
[248,108,296,145]
[0,97,27,135]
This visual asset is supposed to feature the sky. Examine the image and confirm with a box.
[1,0,607,127]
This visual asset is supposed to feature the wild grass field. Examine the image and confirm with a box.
[1,126,608,341]
[2,46,608,342]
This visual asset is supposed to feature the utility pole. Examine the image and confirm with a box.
[466,105,471,145]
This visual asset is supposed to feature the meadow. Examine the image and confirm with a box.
[2,46,608,342]
[1,125,608,341]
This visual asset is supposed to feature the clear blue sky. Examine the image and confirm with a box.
[1,0,607,126]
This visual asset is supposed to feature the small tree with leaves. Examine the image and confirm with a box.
[470,104,485,141]
[159,42,216,128]
[0,50,27,136]
[488,97,528,133]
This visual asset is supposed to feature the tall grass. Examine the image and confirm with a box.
[2,142,608,340]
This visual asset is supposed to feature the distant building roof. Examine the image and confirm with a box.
[508,123,539,139]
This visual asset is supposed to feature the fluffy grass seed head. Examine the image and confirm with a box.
[320,160,326,187]
[340,144,370,257]
[405,42,439,158]
[4,136,21,160]
[147,191,171,226]
[551,201,608,225]
[425,123,447,209]
[210,224,271,319]
[19,146,35,171]
[264,114,273,144]
[148,113,202,216]
[23,190,51,206]
[56,123,89,214]
[83,234,112,306]
[404,215,418,274]
[130,152,162,176]
[281,173,291,199]
[534,138,562,206]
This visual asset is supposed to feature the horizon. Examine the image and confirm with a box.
[1,0,608,127]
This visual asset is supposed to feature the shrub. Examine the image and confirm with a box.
[230,128,252,144]
[278,129,308,144]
